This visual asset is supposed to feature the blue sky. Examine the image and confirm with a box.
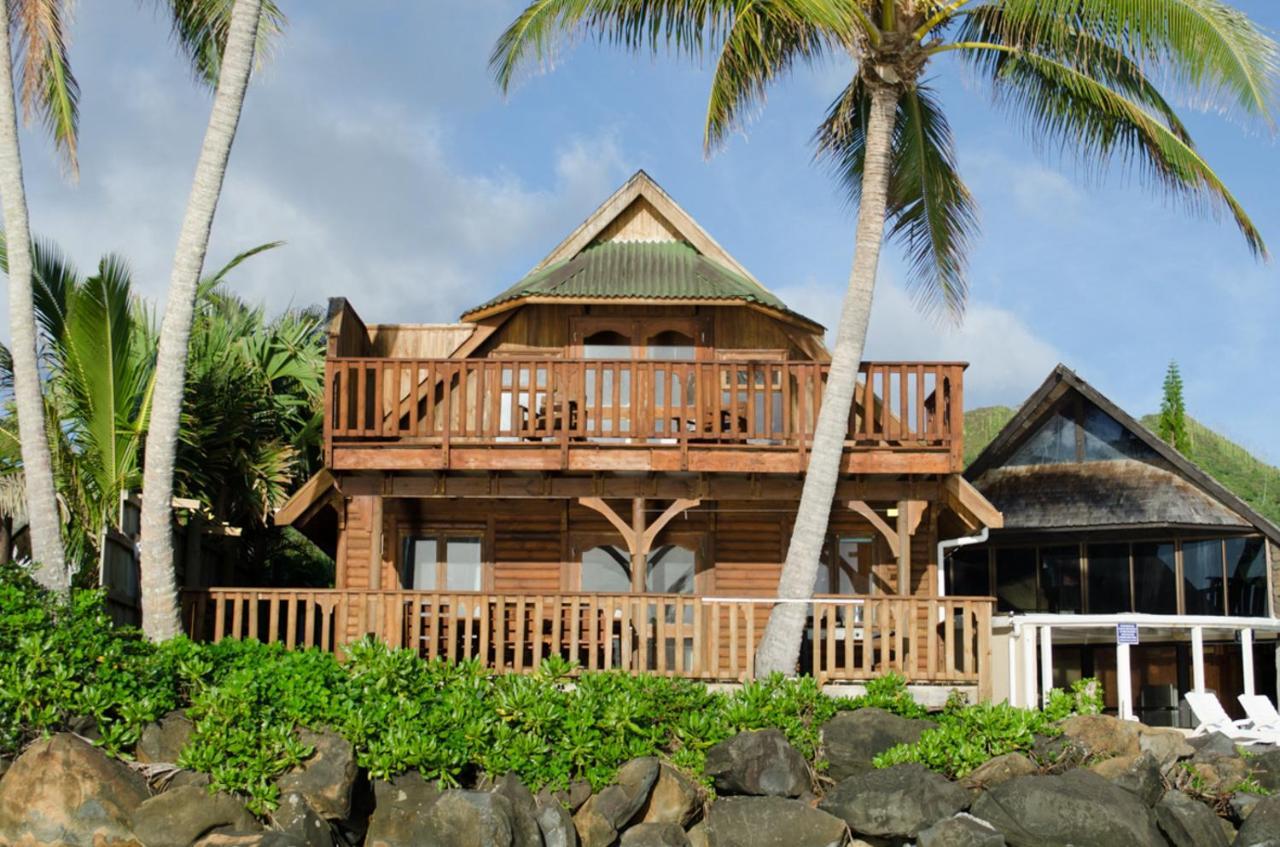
[10,2,1280,460]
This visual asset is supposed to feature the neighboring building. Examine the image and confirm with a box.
[956,365,1280,722]
[181,171,1002,699]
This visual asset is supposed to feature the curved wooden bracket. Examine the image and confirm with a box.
[640,498,700,551]
[846,500,899,559]
[578,497,638,555]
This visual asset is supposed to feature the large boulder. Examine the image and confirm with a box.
[1190,732,1240,760]
[1187,753,1250,795]
[194,833,308,847]
[0,733,149,846]
[700,796,846,847]
[366,771,442,847]
[429,790,516,846]
[135,710,195,765]
[620,821,692,847]
[1252,749,1280,793]
[1058,714,1141,759]
[819,762,970,840]
[958,754,1037,793]
[574,757,660,846]
[704,730,809,798]
[636,764,702,827]
[132,784,260,847]
[917,813,1007,847]
[1235,793,1280,847]
[1138,727,1195,768]
[970,769,1165,847]
[275,728,357,821]
[1154,789,1229,847]
[820,708,936,780]
[492,773,543,847]
[272,792,335,847]
[1089,751,1162,806]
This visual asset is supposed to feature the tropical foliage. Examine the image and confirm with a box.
[1158,360,1191,453]
[0,569,1101,814]
[0,238,325,579]
[491,0,1278,676]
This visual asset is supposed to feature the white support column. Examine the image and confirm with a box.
[1039,624,1054,707]
[1022,625,1038,710]
[1242,628,1255,697]
[1117,641,1134,720]
[1191,626,1206,693]
[1008,631,1020,707]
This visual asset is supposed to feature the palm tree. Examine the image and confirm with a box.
[492,0,1277,675]
[138,0,269,641]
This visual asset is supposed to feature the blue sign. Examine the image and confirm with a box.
[1116,623,1139,645]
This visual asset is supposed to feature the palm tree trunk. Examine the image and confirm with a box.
[139,0,262,642]
[0,0,67,594]
[755,81,899,677]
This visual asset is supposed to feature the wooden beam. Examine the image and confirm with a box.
[578,497,638,555]
[640,498,701,551]
[368,496,384,591]
[847,500,899,559]
[943,475,1004,530]
[896,502,910,597]
[631,498,647,593]
[906,500,928,535]
[275,469,336,526]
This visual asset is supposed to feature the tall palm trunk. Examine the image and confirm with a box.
[139,0,261,642]
[0,0,67,593]
[756,81,899,677]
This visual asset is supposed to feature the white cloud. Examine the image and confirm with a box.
[773,277,1062,410]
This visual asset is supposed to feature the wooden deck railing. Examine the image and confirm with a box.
[325,358,964,463]
[181,589,993,688]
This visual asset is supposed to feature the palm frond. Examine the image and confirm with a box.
[815,78,976,319]
[147,0,285,86]
[9,0,79,175]
[991,0,1279,124]
[964,41,1266,256]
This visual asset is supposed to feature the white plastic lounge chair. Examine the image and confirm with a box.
[1238,694,1280,734]
[1185,691,1275,742]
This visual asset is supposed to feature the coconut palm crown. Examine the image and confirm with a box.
[493,0,1277,677]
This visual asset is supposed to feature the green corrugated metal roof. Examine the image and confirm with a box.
[464,241,815,325]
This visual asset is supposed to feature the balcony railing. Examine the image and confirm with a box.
[324,358,964,469]
[181,589,993,688]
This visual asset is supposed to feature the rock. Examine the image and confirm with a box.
[917,813,1007,847]
[1028,733,1086,770]
[820,707,936,780]
[167,769,213,792]
[958,754,1037,792]
[136,709,195,764]
[1089,751,1162,806]
[536,795,579,847]
[1234,793,1267,824]
[1190,732,1240,760]
[620,821,692,847]
[430,790,516,846]
[970,769,1165,847]
[1058,714,1141,759]
[194,833,308,847]
[273,792,335,847]
[0,733,149,846]
[565,781,593,812]
[493,773,543,847]
[1155,789,1230,847]
[1188,753,1250,794]
[1235,793,1280,846]
[133,784,260,847]
[366,771,442,847]
[702,796,847,847]
[636,763,702,826]
[704,729,809,797]
[575,757,660,844]
[1252,749,1280,793]
[820,762,970,840]
[1139,727,1195,768]
[275,728,357,822]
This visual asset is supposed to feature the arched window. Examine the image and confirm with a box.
[583,330,633,359]
[580,544,632,593]
[647,543,696,593]
[647,329,696,361]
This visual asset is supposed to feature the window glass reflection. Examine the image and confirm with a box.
[1086,544,1131,614]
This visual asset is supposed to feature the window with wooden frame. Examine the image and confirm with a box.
[399,530,485,591]
[572,532,706,594]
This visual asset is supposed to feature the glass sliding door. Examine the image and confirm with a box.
[1182,539,1226,615]
[1086,544,1131,614]
[1227,538,1268,617]
[1132,542,1177,614]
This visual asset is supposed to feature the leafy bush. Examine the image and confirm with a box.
[0,568,1102,812]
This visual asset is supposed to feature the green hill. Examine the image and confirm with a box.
[963,406,1280,526]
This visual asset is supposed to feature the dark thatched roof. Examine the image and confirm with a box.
[979,460,1251,531]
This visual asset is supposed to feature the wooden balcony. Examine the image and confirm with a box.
[325,358,965,475]
[181,589,993,689]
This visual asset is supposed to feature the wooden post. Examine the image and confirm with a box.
[1191,626,1206,693]
[1242,628,1255,697]
[1039,624,1053,707]
[632,498,647,593]
[1117,640,1133,720]
[896,501,910,596]
[1022,625,1037,709]
[368,495,384,591]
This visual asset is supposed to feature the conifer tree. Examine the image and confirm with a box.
[1158,361,1191,454]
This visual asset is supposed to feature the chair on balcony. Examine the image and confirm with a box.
[1238,694,1280,734]
[1186,691,1278,743]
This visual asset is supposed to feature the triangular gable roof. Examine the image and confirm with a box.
[966,364,1280,545]
[460,171,821,329]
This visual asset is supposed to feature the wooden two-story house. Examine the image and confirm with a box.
[182,172,1002,697]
